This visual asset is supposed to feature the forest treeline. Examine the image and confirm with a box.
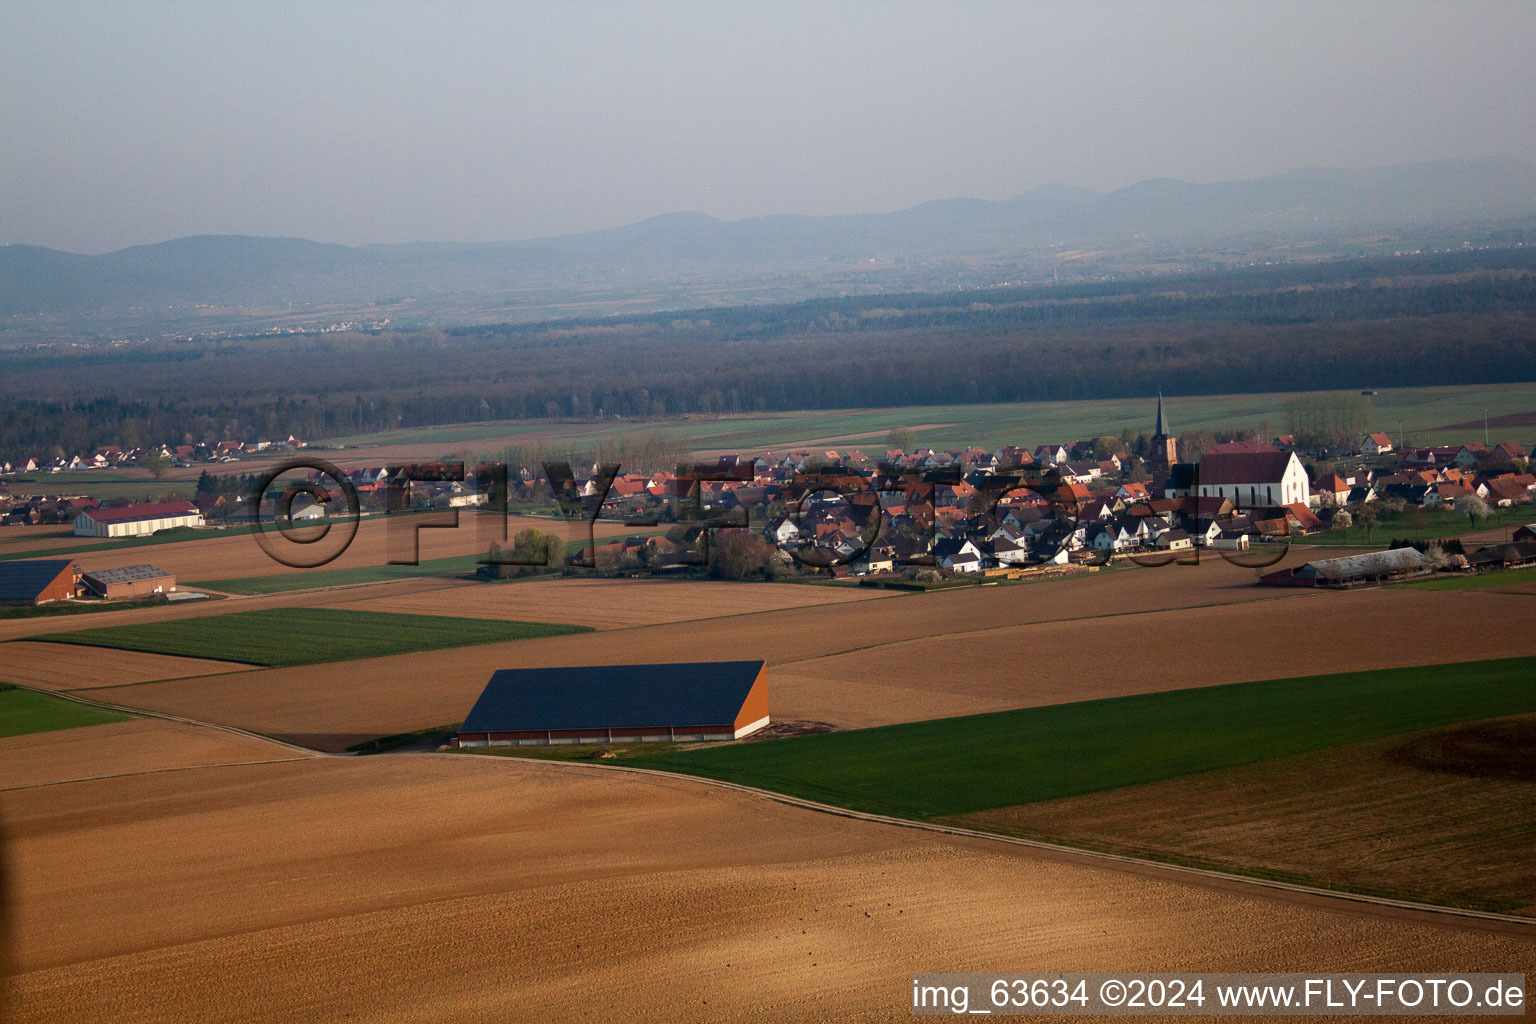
[2,250,1535,459]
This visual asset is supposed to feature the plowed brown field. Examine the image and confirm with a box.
[3,753,1530,1022]
[334,577,892,628]
[0,642,252,690]
[0,526,78,553]
[0,719,308,790]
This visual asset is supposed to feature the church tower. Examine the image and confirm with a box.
[1151,393,1177,468]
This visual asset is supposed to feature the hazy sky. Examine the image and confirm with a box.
[4,1,1534,252]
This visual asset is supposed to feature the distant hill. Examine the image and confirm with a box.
[5,156,1536,322]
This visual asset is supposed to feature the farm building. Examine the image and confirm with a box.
[0,559,79,605]
[455,660,769,746]
[1260,548,1429,588]
[79,563,176,599]
[1465,542,1536,572]
[74,500,203,538]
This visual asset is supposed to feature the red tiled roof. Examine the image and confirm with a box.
[81,500,199,524]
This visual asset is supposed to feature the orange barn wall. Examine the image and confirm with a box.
[733,667,770,731]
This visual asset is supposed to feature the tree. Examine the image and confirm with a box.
[1331,509,1352,532]
[709,530,773,580]
[1455,493,1492,528]
[885,427,917,454]
[140,449,169,481]
[481,528,564,579]
[1354,504,1379,542]
[1421,542,1449,571]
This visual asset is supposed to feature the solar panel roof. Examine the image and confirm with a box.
[461,660,765,732]
[80,563,173,585]
[0,559,75,601]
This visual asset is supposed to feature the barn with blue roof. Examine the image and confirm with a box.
[454,660,769,746]
[0,559,79,606]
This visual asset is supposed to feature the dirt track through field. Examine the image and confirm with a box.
[3,752,1531,1022]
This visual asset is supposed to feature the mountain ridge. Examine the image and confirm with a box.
[5,156,1536,323]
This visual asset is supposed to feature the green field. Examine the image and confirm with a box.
[0,684,132,739]
[189,554,487,595]
[324,381,1536,456]
[1296,505,1531,548]
[626,656,1536,820]
[30,607,590,667]
[0,597,166,620]
[1407,566,1536,591]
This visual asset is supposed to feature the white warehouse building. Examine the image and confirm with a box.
[74,500,204,538]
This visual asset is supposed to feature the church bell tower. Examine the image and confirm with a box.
[1151,393,1177,468]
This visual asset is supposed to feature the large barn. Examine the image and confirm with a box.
[454,660,769,747]
[74,500,203,538]
[0,559,79,605]
[80,563,176,599]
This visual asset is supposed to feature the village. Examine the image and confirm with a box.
[3,398,1533,598]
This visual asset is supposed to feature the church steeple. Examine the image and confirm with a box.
[1151,393,1177,467]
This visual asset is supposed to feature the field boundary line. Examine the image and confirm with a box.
[437,752,1536,930]
[5,683,325,758]
[0,757,314,793]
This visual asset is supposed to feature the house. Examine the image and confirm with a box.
[1361,432,1394,455]
[453,660,769,746]
[1483,478,1529,507]
[1514,524,1536,543]
[1380,483,1435,506]
[1115,481,1152,504]
[1193,450,1310,508]
[1033,444,1070,465]
[74,500,203,538]
[932,537,985,573]
[1313,474,1352,507]
[1155,528,1193,551]
[0,559,79,605]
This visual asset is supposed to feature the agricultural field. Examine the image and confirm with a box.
[0,684,130,739]
[1296,505,1533,548]
[316,380,1536,458]
[4,749,1531,1023]
[333,576,893,629]
[622,656,1536,820]
[0,717,308,790]
[954,715,1536,913]
[29,607,590,668]
[0,512,623,590]
[67,563,1536,751]
[0,641,250,690]
[1407,566,1536,591]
